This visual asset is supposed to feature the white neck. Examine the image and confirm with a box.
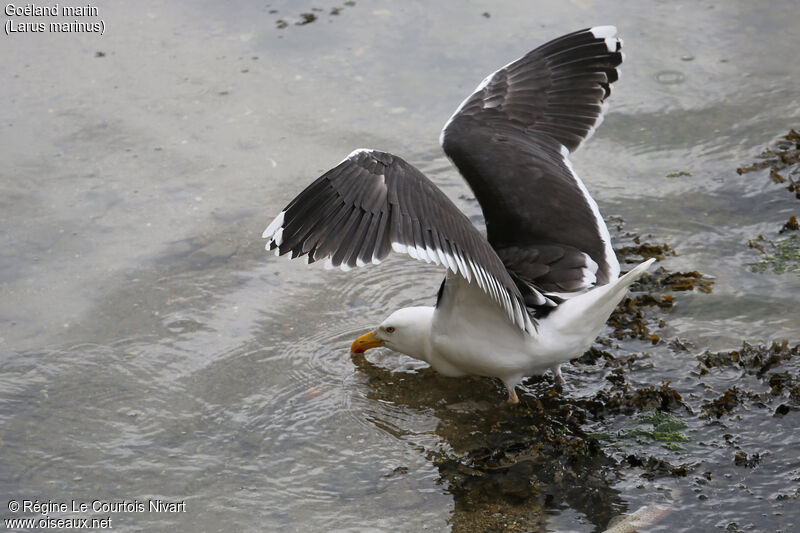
[382,306,435,362]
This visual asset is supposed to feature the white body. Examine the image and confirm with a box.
[379,258,655,397]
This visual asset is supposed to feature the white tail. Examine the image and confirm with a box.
[544,258,656,347]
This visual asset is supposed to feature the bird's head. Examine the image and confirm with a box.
[350,306,434,361]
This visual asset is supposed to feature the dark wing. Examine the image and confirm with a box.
[440,26,623,307]
[263,149,532,332]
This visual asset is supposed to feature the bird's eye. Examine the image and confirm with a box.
[385,326,395,334]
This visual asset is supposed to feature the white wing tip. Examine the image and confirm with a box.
[272,227,284,247]
[590,25,617,39]
[391,241,408,254]
[263,210,285,239]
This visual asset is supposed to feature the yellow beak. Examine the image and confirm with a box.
[351,330,384,353]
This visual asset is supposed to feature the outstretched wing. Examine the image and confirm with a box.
[440,26,623,304]
[263,149,533,332]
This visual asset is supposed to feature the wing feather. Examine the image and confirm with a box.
[264,149,533,331]
[440,26,623,311]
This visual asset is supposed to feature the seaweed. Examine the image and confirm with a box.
[616,242,674,263]
[701,386,743,419]
[781,215,799,233]
[296,13,317,25]
[736,129,800,201]
[748,234,800,274]
[590,411,690,451]
[271,4,357,30]
[696,341,800,418]
[666,170,692,178]
[659,271,714,293]
[696,340,798,376]
[734,451,761,468]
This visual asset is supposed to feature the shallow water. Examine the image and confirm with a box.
[2,1,800,531]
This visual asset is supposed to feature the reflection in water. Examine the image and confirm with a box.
[350,351,635,532]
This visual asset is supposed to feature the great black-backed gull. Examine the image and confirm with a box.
[263,26,655,403]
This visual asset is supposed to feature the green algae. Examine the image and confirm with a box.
[749,234,800,275]
[666,170,692,178]
[589,411,690,451]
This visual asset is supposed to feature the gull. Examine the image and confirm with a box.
[264,26,654,403]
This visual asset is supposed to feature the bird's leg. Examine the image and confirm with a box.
[552,365,566,386]
[506,386,519,404]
